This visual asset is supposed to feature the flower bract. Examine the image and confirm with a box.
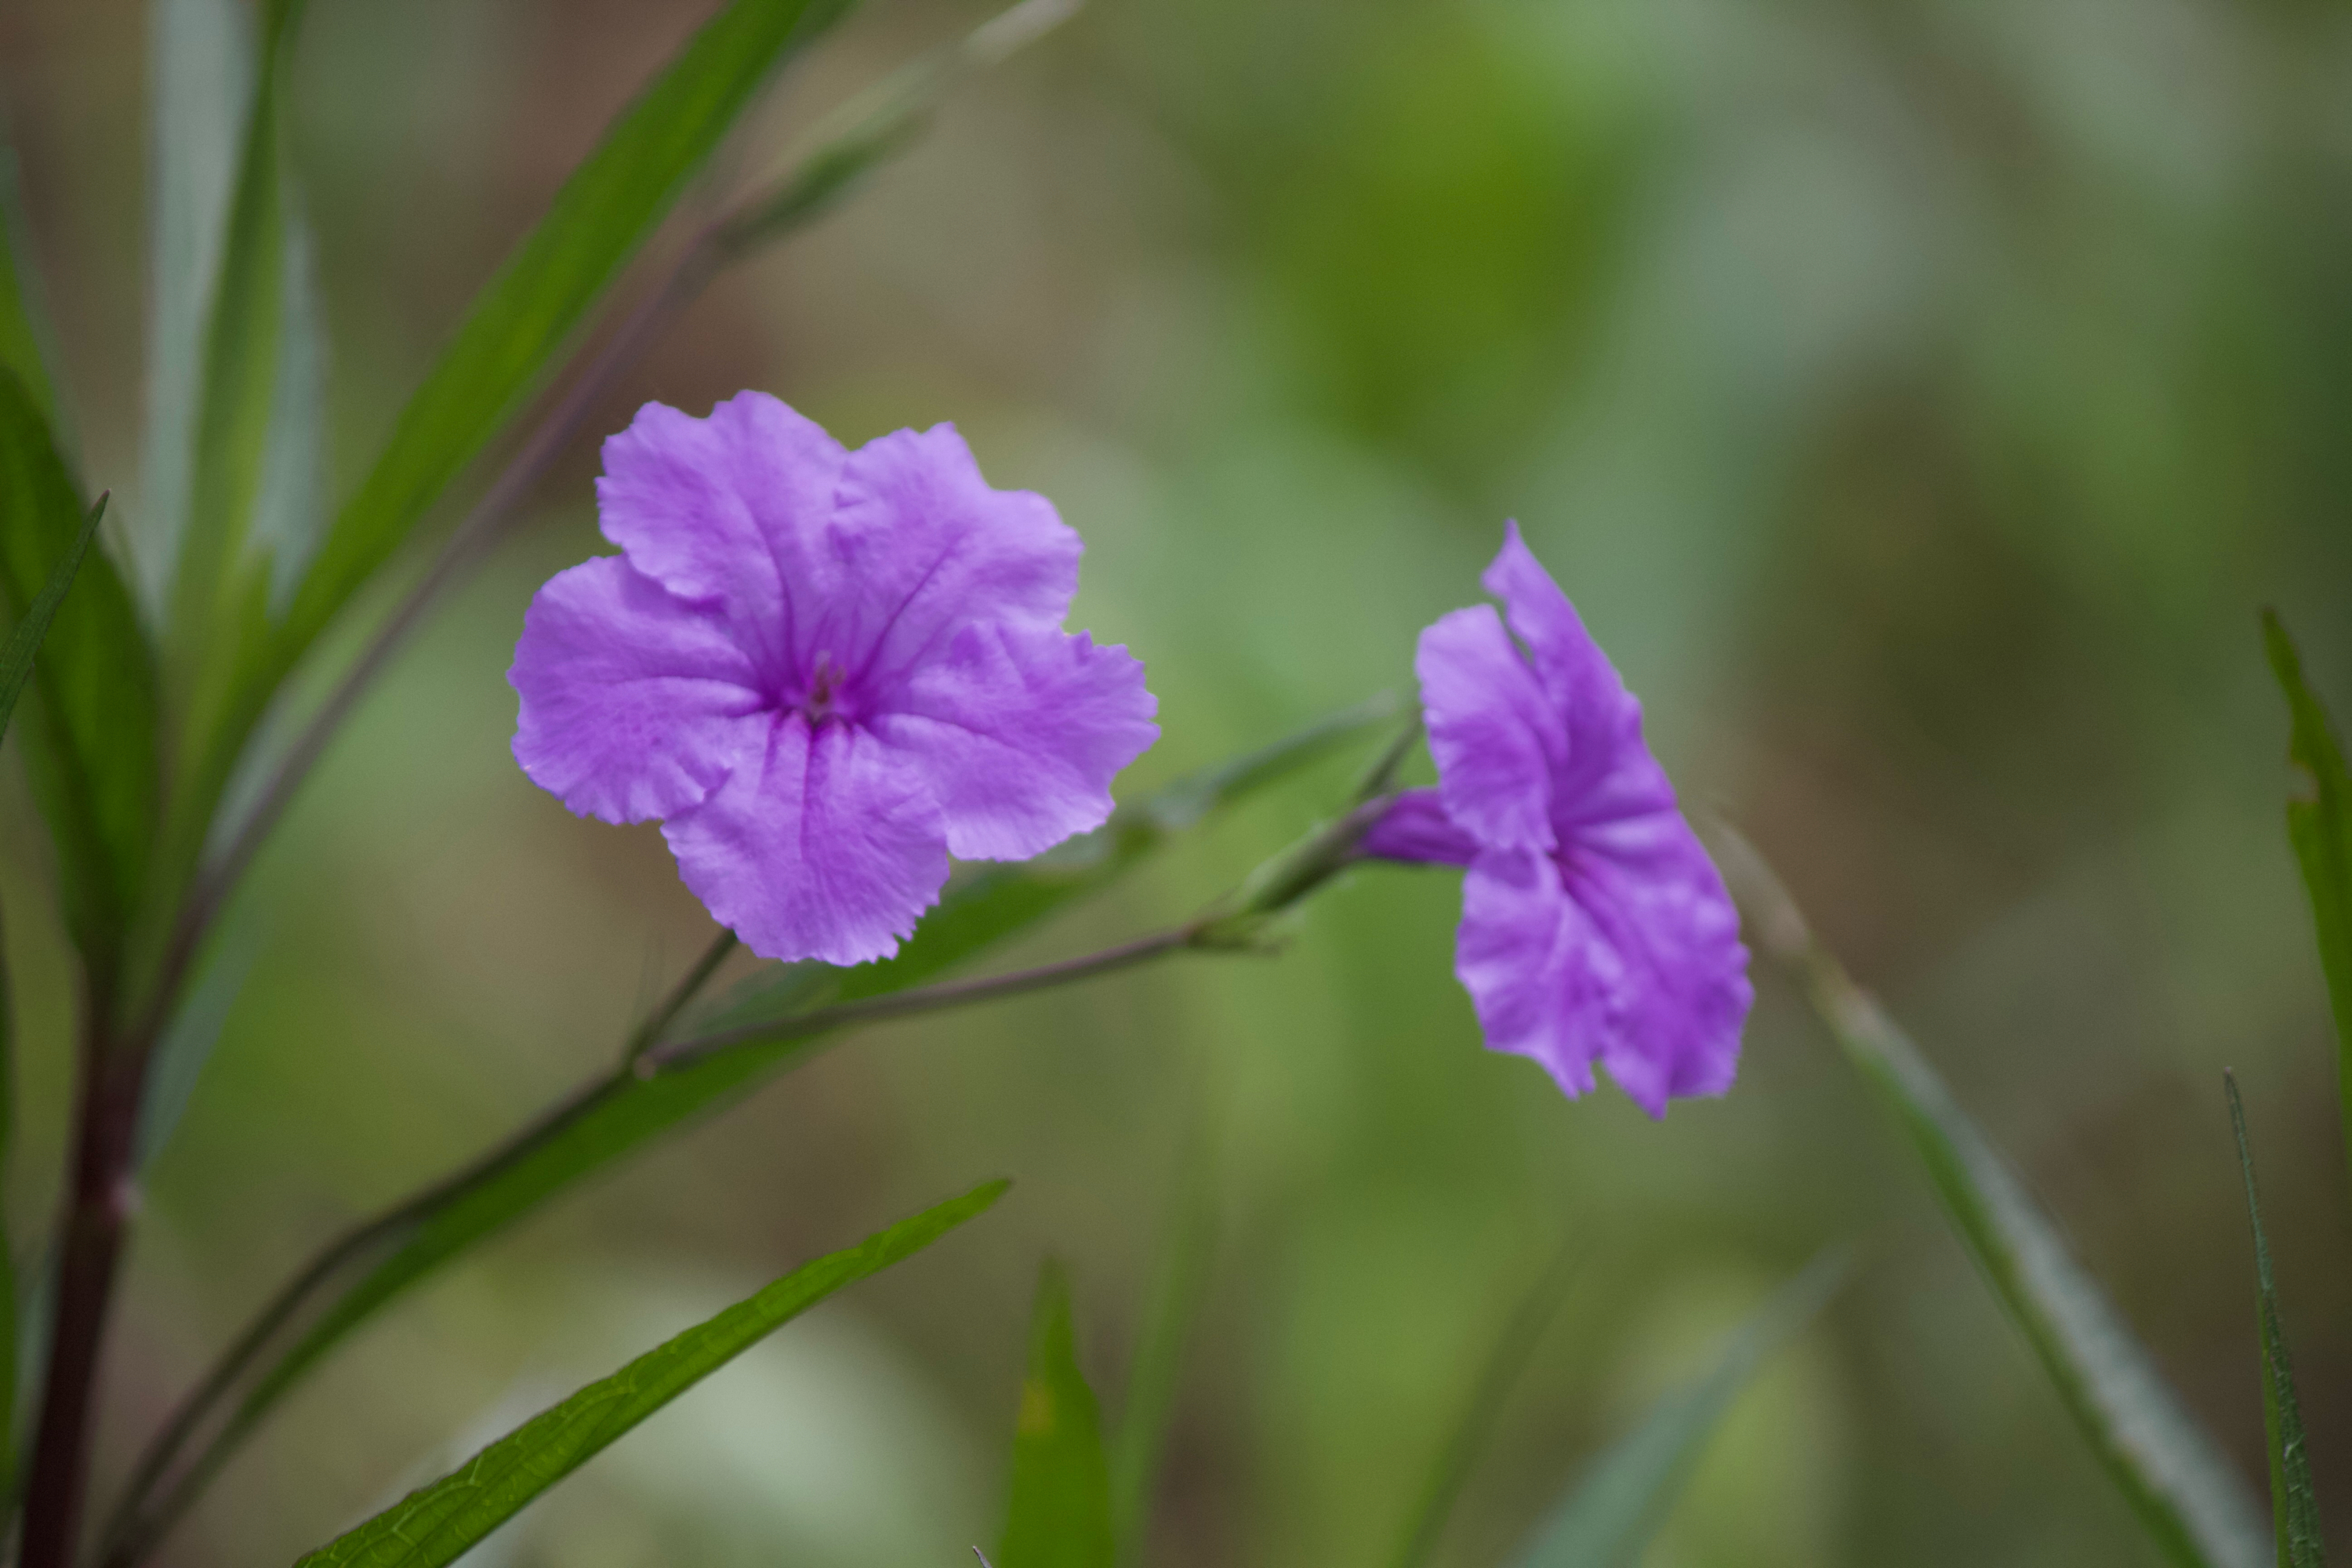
[1363,524,1750,1116]
[510,393,1159,965]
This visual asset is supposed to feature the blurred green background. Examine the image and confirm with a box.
[5,0,2352,1563]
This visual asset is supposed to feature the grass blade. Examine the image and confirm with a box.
[2260,613,2352,1197]
[1389,1242,1578,1568]
[138,0,256,612]
[1719,831,2270,1568]
[105,702,1391,1560]
[715,0,1080,256]
[1109,1095,1221,1565]
[0,370,162,986]
[1000,1260,1114,1568]
[290,1180,1004,1568]
[0,494,107,742]
[2224,1074,2326,1567]
[154,0,329,921]
[1511,1254,1844,1568]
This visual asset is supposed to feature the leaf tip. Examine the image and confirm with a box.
[2263,608,2306,691]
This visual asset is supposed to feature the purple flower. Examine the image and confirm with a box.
[509,393,1159,965]
[1363,524,1750,1116]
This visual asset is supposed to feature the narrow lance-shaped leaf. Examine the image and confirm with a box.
[1718,830,2270,1568]
[153,0,329,930]
[105,700,1392,1560]
[2225,1074,2326,1568]
[0,494,102,1470]
[1390,1241,1579,1568]
[713,0,1080,256]
[291,1180,1005,1568]
[137,0,257,615]
[1109,1093,1222,1564]
[1000,1260,1114,1568]
[0,370,162,985]
[1512,1253,1844,1568]
[0,495,107,741]
[2261,613,2352,1199]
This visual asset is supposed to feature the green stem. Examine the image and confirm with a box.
[639,925,1201,1076]
[622,931,739,1065]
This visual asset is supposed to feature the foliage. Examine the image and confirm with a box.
[2225,1076,2326,1567]
[2263,613,2352,1196]
[998,1260,1116,1568]
[292,1182,1004,1568]
[1510,1254,1845,1568]
[0,1,2344,1566]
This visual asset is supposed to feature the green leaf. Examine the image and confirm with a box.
[276,0,851,667]
[0,494,107,742]
[2225,1075,2326,1567]
[1000,1260,1114,1568]
[0,132,66,447]
[105,701,1392,1558]
[1389,1242,1577,1568]
[138,0,260,615]
[1719,833,2270,1568]
[1511,1254,1844,1568]
[713,0,1082,256]
[156,0,328,912]
[1109,1097,1221,1564]
[134,916,256,1171]
[2261,612,2352,1199]
[0,896,17,1505]
[0,369,162,985]
[291,1180,1004,1568]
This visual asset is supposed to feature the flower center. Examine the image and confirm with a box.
[798,652,850,726]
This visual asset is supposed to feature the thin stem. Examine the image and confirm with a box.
[97,1071,628,1568]
[105,924,1198,1564]
[100,928,742,1566]
[114,763,1364,1559]
[19,1014,145,1568]
[622,930,739,1065]
[1383,1239,1580,1568]
[639,925,1202,1076]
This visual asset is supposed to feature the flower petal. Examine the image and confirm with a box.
[509,556,768,824]
[595,392,847,684]
[660,716,949,966]
[1418,604,1559,853]
[1453,826,1750,1116]
[1569,812,1751,1116]
[1455,848,1611,1098]
[817,424,1082,699]
[1359,788,1480,866]
[1481,522,1673,829]
[870,622,1158,861]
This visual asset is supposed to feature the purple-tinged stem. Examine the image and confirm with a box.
[19,1007,147,1568]
[638,925,1206,1076]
